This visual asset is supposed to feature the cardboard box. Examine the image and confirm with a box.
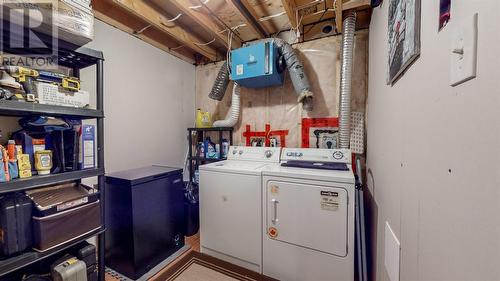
[36,82,90,108]
[79,125,95,169]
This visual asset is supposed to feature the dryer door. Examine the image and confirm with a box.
[265,180,348,257]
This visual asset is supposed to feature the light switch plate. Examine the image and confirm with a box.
[384,221,400,281]
[450,13,478,86]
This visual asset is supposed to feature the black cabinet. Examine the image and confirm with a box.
[104,166,185,280]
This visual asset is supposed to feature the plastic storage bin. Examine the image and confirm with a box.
[32,201,101,252]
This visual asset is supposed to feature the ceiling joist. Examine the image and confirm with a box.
[170,0,242,49]
[93,0,372,64]
[113,0,218,60]
[281,0,298,28]
[225,0,268,39]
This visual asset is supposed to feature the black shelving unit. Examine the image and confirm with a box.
[187,127,233,185]
[0,44,106,279]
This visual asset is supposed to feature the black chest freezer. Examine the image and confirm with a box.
[104,166,185,280]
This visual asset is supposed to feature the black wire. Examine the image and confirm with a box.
[303,2,329,36]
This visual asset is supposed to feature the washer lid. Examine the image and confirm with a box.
[262,164,355,184]
[199,160,270,175]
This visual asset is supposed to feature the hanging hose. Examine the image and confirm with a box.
[212,83,240,127]
[338,12,357,149]
[209,62,230,101]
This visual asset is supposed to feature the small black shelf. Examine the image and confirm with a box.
[0,168,104,194]
[188,156,227,162]
[0,227,105,277]
[0,100,104,119]
[188,127,234,132]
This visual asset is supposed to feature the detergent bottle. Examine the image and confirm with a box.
[204,137,216,159]
[196,109,212,128]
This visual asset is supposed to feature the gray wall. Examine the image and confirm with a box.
[82,20,195,173]
[366,1,500,281]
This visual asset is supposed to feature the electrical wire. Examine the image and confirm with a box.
[259,11,286,22]
[133,24,151,35]
[193,38,216,46]
[189,0,210,9]
[171,45,185,50]
[166,13,183,22]
[303,0,336,35]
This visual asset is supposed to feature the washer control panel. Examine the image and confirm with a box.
[281,148,351,163]
[228,146,281,162]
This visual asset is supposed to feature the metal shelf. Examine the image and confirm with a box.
[188,127,234,132]
[0,100,104,119]
[0,168,104,194]
[189,156,227,162]
[0,227,105,277]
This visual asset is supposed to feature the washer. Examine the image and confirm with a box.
[262,148,355,281]
[199,146,281,273]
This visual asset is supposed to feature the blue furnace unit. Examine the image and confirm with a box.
[230,41,284,88]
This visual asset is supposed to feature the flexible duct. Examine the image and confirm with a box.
[240,38,314,111]
[209,62,230,101]
[273,38,313,111]
[339,12,357,149]
[213,83,241,127]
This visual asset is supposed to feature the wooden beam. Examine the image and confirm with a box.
[239,0,271,35]
[225,0,267,38]
[335,0,342,33]
[170,0,241,49]
[343,0,370,10]
[113,0,218,60]
[92,0,197,64]
[281,0,298,28]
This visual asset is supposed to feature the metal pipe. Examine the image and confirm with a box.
[338,11,356,149]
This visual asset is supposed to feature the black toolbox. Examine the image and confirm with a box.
[0,193,33,257]
[70,241,98,281]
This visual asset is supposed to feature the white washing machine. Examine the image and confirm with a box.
[262,148,355,281]
[199,146,281,273]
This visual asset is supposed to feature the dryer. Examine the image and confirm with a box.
[199,146,281,273]
[262,148,355,281]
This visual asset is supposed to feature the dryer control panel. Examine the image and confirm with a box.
[228,146,281,162]
[281,148,351,163]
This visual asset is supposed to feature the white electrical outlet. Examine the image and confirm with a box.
[384,221,401,281]
[450,13,478,86]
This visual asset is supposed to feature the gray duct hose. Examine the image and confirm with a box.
[273,38,313,111]
[339,12,357,149]
[241,38,314,111]
[212,83,240,127]
[209,62,230,101]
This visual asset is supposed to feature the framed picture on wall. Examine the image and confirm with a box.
[387,0,421,84]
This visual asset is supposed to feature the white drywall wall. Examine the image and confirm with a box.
[366,1,500,281]
[81,20,195,173]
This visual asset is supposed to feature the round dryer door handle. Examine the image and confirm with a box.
[271,199,279,224]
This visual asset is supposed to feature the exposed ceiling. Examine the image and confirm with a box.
[92,0,372,64]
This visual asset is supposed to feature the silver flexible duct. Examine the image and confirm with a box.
[339,12,357,149]
[273,38,313,111]
[244,38,314,111]
[213,83,241,127]
[209,62,230,101]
